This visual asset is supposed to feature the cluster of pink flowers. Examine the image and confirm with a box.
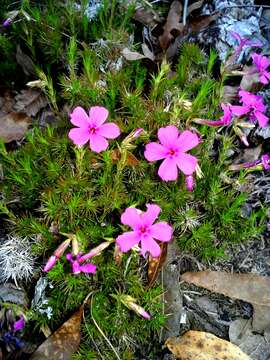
[201,33,270,133]
[69,106,200,191]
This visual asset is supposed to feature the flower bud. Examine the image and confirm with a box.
[43,255,57,272]
[185,175,194,192]
[120,295,151,320]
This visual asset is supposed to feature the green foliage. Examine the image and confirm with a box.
[0,2,267,358]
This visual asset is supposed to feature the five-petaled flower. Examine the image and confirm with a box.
[68,106,120,153]
[66,253,97,274]
[144,125,199,181]
[251,53,270,85]
[229,31,263,58]
[116,204,173,258]
[230,89,269,127]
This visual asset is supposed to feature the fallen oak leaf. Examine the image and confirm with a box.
[133,6,163,28]
[159,1,184,50]
[187,0,205,16]
[110,148,140,166]
[182,271,270,331]
[165,330,251,360]
[146,242,167,289]
[188,13,219,33]
[141,43,155,62]
[16,45,36,76]
[121,47,146,61]
[14,89,48,117]
[29,306,83,360]
[0,112,31,143]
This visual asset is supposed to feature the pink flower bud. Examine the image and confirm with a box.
[78,240,114,263]
[132,128,143,139]
[43,255,57,272]
[3,18,12,27]
[54,239,71,258]
[185,175,194,192]
[261,154,270,170]
[120,295,151,320]
[13,315,25,332]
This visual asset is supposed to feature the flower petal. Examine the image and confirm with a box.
[121,207,142,230]
[253,111,269,127]
[13,315,25,332]
[158,125,179,147]
[97,123,120,139]
[230,105,250,116]
[260,75,269,85]
[158,158,178,181]
[68,128,90,146]
[89,134,109,152]
[70,107,90,127]
[140,236,161,257]
[176,152,197,175]
[89,106,109,127]
[141,204,161,226]
[79,263,97,274]
[116,231,140,252]
[144,142,167,161]
[176,130,200,152]
[150,221,173,242]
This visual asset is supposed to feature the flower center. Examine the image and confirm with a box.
[169,149,175,155]
[139,226,149,236]
[89,126,96,135]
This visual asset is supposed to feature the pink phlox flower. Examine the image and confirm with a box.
[230,31,263,57]
[230,89,269,127]
[68,106,120,153]
[66,253,96,274]
[251,53,270,85]
[116,204,173,258]
[261,154,270,170]
[144,126,199,181]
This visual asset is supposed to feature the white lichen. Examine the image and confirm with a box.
[0,235,35,286]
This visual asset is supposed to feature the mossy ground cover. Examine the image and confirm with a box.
[0,1,267,358]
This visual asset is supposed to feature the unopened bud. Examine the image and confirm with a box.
[3,18,12,27]
[78,240,114,263]
[43,255,57,272]
[185,175,194,192]
[54,239,71,258]
[120,295,151,320]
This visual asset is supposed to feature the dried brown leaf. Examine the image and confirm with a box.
[110,149,140,166]
[133,7,163,28]
[14,89,48,117]
[182,271,270,307]
[0,112,31,143]
[159,1,184,50]
[222,85,238,103]
[122,47,146,61]
[29,307,83,360]
[187,0,204,16]
[166,330,251,360]
[240,65,260,90]
[147,242,167,288]
[189,12,218,33]
[0,90,15,117]
[182,271,270,331]
[141,43,155,61]
[16,45,36,76]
